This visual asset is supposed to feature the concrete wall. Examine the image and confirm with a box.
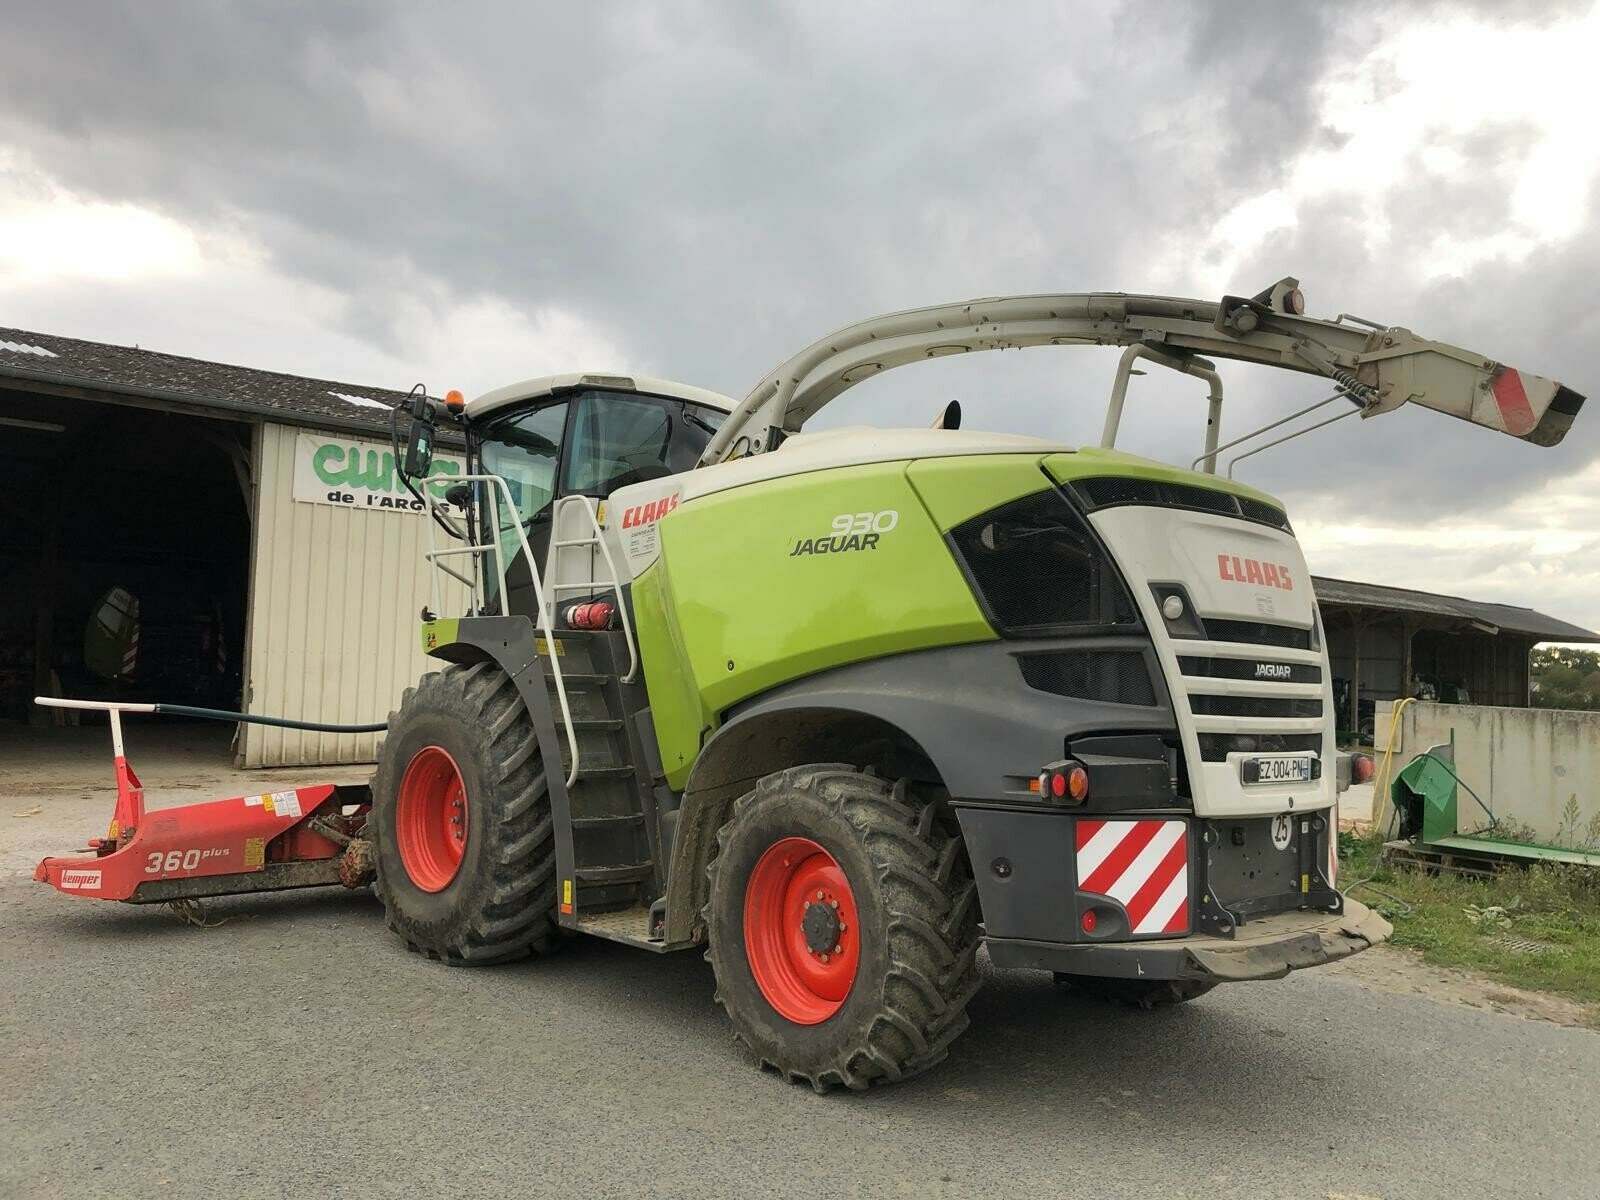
[1379,699,1600,843]
[239,423,469,767]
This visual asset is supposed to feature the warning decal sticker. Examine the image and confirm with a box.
[270,790,303,819]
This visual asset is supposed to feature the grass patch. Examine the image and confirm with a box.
[1341,831,1600,1020]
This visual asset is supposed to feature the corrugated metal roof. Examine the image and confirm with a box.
[0,324,418,434]
[1312,575,1599,642]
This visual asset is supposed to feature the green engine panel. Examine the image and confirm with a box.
[635,455,1061,787]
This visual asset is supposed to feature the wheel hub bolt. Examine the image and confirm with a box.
[801,892,843,955]
[820,953,830,963]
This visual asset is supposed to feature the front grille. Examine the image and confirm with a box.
[1071,477,1292,531]
[1178,656,1322,684]
[1018,651,1157,706]
[949,489,1137,634]
[1188,695,1322,719]
[1197,733,1322,762]
[1202,619,1313,650]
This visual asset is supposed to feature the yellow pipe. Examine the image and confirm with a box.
[1368,696,1415,833]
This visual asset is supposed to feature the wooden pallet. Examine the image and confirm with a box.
[1380,839,1499,879]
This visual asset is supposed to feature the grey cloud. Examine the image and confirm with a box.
[0,0,1595,601]
[0,2,1374,388]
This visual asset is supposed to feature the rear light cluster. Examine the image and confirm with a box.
[563,600,616,631]
[1035,760,1089,804]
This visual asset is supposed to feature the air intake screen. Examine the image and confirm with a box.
[1188,695,1322,719]
[1197,733,1323,762]
[1202,619,1313,651]
[1178,656,1322,684]
[1072,476,1292,532]
[1019,651,1157,706]
[1073,477,1163,507]
[950,489,1137,634]
[1164,483,1238,515]
[1238,497,1292,531]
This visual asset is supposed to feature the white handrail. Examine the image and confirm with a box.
[419,474,584,788]
[34,697,156,712]
[34,696,143,758]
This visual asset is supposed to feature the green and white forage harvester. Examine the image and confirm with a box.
[37,280,1585,1090]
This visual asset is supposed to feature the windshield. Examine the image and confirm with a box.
[562,393,724,496]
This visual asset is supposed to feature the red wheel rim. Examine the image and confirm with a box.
[744,836,860,1025]
[396,746,468,893]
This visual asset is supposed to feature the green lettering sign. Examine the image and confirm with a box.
[312,443,347,484]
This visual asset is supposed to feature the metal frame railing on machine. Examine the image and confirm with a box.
[544,494,639,684]
[418,474,584,787]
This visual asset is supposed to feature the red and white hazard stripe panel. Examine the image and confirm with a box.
[1074,818,1190,936]
[1490,368,1538,438]
[120,629,140,679]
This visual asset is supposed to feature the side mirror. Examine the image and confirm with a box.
[402,396,437,479]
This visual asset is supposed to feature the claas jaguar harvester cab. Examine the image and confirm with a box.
[43,279,1581,1094]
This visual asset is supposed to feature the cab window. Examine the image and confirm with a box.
[479,400,568,567]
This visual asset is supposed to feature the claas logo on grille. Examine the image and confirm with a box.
[1218,554,1294,591]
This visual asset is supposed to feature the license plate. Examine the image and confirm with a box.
[1245,756,1311,785]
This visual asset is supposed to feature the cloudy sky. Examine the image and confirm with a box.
[3,2,1598,630]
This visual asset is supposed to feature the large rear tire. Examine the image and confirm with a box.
[705,765,981,1092]
[371,662,559,965]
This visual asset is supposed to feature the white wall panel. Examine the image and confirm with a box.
[240,423,468,767]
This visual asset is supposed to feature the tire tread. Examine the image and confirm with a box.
[705,765,982,1093]
[371,662,560,965]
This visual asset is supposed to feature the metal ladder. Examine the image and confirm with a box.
[418,475,591,786]
[543,494,639,683]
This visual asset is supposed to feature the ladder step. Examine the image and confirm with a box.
[574,904,670,951]
[573,764,636,781]
[570,717,624,732]
[576,863,654,884]
[571,813,645,830]
[551,672,609,687]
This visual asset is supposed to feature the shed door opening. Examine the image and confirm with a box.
[0,388,251,747]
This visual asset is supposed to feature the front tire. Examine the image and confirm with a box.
[370,662,559,965]
[705,766,981,1092]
